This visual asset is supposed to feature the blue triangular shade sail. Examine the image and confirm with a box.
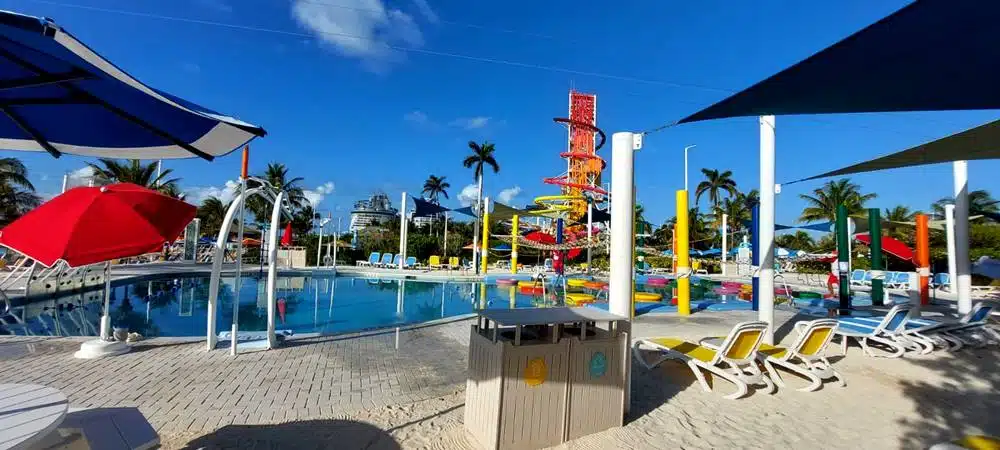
[0,9,265,160]
[411,196,449,218]
[452,206,476,218]
[679,0,1000,124]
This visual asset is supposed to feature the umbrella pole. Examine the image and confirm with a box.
[101,261,111,340]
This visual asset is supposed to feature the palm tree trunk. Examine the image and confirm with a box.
[472,174,483,273]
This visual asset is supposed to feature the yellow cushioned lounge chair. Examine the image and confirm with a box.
[633,321,774,400]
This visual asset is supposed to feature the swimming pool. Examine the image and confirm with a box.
[0,275,579,338]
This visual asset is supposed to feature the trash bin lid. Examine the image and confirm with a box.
[478,307,626,327]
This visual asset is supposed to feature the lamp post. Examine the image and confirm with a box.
[683,144,697,192]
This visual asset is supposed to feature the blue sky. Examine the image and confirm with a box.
[6,0,1000,229]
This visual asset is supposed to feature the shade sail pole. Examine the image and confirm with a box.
[758,115,776,343]
[676,190,691,316]
[609,132,635,319]
[944,204,958,298]
[869,208,885,306]
[721,213,728,276]
[953,161,972,314]
[399,192,407,270]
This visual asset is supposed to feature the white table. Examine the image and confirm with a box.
[0,384,69,450]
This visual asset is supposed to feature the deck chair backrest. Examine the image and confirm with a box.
[406,256,417,267]
[392,254,402,266]
[380,253,394,265]
[449,256,459,267]
[851,269,865,281]
[429,255,441,266]
[875,304,912,334]
[791,319,838,357]
[368,252,380,264]
[963,302,994,324]
[714,321,769,363]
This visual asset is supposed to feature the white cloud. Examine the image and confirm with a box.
[303,181,336,207]
[449,116,491,130]
[457,183,479,207]
[403,110,430,125]
[185,179,240,205]
[412,0,439,24]
[291,0,425,71]
[496,186,521,204]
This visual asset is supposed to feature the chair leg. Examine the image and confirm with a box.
[687,361,713,393]
[769,358,822,392]
[821,357,847,387]
[696,362,748,400]
[762,358,786,388]
[866,335,905,358]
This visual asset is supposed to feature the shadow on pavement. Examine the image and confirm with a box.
[178,419,401,450]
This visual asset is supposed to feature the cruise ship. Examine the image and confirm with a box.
[349,192,398,232]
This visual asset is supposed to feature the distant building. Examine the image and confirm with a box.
[349,192,398,232]
[412,213,435,229]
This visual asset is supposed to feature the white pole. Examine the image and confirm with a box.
[609,132,635,319]
[758,116,776,344]
[473,175,483,273]
[316,219,324,268]
[100,261,111,340]
[333,218,340,269]
[587,203,593,274]
[61,173,69,193]
[156,160,162,184]
[683,145,696,192]
[230,178,248,356]
[265,192,284,349]
[443,212,449,258]
[944,204,957,294]
[399,192,407,270]
[954,161,972,313]
[722,213,728,276]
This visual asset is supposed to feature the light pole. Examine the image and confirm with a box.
[683,145,697,192]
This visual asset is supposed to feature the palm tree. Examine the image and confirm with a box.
[775,230,815,252]
[244,163,307,225]
[695,168,738,209]
[798,178,877,223]
[88,159,179,192]
[197,196,228,238]
[0,158,41,226]
[883,205,915,241]
[463,141,499,270]
[422,175,451,204]
[931,190,999,220]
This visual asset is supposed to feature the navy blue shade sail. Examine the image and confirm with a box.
[0,9,265,160]
[679,0,1000,124]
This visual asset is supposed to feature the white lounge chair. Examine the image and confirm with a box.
[356,252,379,267]
[633,321,774,400]
[831,304,914,357]
[849,269,867,287]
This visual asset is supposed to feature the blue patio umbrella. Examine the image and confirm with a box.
[701,248,722,256]
[0,10,264,160]
[492,243,512,251]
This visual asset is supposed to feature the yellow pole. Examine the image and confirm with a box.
[511,214,519,274]
[676,190,691,315]
[481,197,490,275]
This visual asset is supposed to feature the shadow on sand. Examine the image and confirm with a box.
[178,419,402,450]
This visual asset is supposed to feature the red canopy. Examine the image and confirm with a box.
[0,183,196,267]
[855,233,915,263]
[280,222,293,246]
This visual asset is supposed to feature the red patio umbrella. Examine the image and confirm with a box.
[855,233,915,263]
[0,183,196,345]
[280,222,293,246]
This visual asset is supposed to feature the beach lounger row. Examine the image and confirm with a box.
[355,252,421,269]
[633,301,997,399]
[848,269,956,290]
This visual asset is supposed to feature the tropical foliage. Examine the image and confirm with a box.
[422,175,451,204]
[88,159,180,193]
[196,196,228,238]
[883,205,916,241]
[775,231,815,252]
[0,158,41,226]
[798,178,877,222]
[462,141,500,183]
[931,190,999,220]
[244,162,308,225]
[695,168,738,208]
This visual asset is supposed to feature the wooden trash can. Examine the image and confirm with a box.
[464,307,628,450]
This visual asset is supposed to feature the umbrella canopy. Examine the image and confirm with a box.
[0,10,265,160]
[973,256,1000,279]
[280,222,293,246]
[0,183,196,267]
[242,238,261,247]
[492,243,512,251]
[855,233,915,263]
[701,248,722,256]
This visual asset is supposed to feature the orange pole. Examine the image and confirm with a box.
[915,213,930,305]
[240,145,250,179]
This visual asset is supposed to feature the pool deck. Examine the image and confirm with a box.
[1,304,996,449]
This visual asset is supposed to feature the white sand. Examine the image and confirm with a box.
[162,311,1000,449]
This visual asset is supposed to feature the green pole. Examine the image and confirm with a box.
[836,205,851,313]
[869,208,884,306]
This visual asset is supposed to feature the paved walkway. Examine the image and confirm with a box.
[0,321,472,436]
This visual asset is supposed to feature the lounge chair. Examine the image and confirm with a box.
[448,256,460,270]
[404,256,419,269]
[832,304,914,357]
[849,269,867,287]
[930,273,951,290]
[740,319,844,392]
[375,253,393,268]
[390,254,402,269]
[633,321,774,400]
[428,255,443,269]
[898,302,996,350]
[356,252,379,267]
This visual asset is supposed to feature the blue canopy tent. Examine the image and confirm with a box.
[0,10,265,160]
